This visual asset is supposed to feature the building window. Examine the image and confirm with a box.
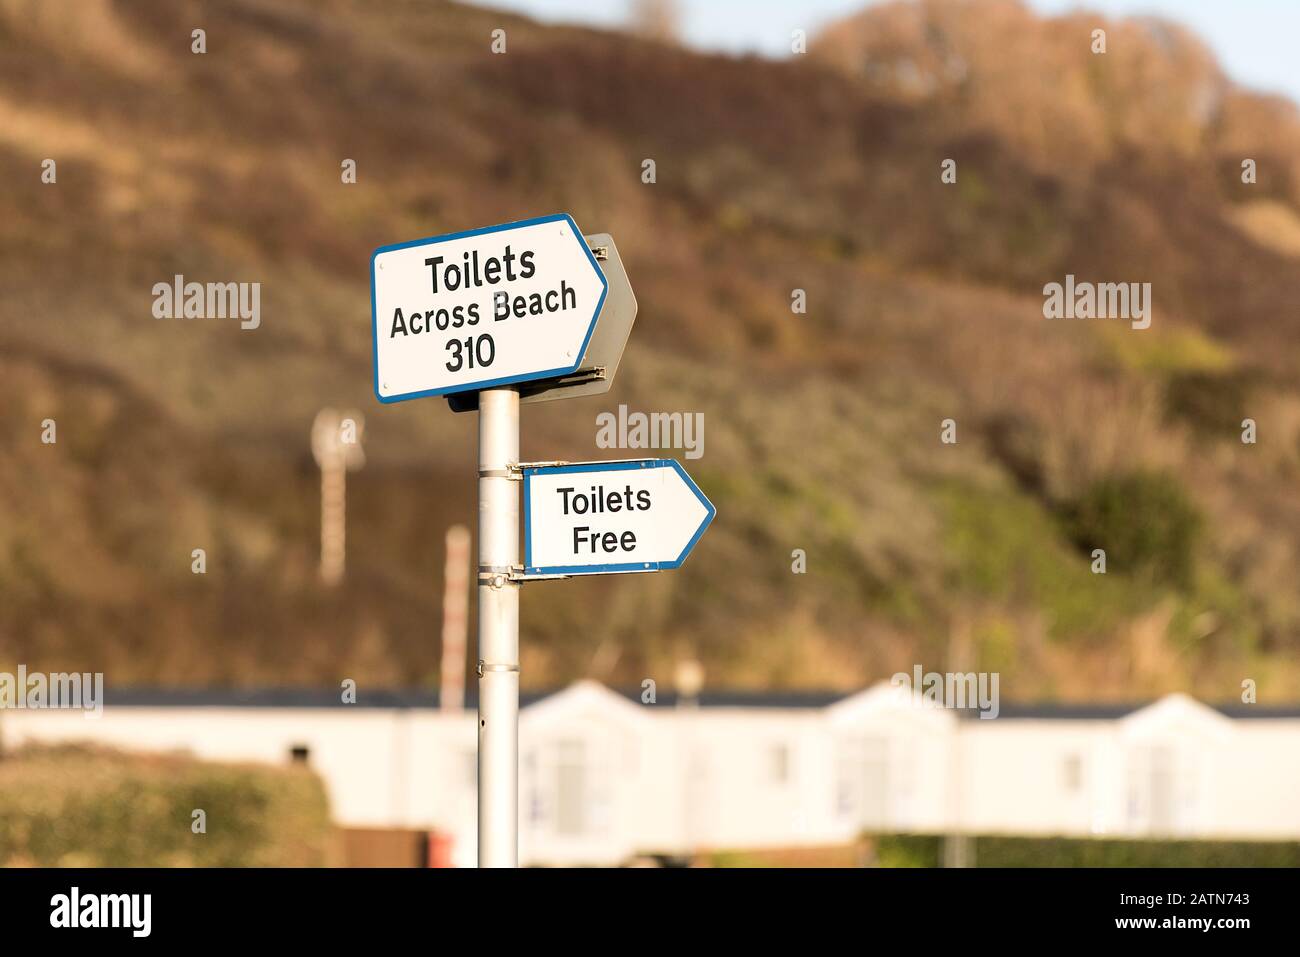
[533,738,615,838]
[522,750,545,825]
[1063,753,1083,793]
[1127,744,1199,836]
[289,744,310,764]
[835,736,889,828]
[556,739,587,836]
[1148,746,1176,835]
[770,743,791,785]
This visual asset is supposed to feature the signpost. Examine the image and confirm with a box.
[522,459,714,577]
[369,213,712,868]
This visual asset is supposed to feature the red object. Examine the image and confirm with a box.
[427,831,454,868]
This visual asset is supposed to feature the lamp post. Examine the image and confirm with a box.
[311,409,365,587]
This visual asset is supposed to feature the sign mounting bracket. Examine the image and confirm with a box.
[477,562,572,584]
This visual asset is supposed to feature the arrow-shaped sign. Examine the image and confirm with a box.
[446,231,637,413]
[523,459,715,576]
[370,213,608,403]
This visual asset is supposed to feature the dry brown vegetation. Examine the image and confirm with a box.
[1,0,1299,700]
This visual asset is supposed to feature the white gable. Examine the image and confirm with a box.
[521,679,650,731]
[826,680,956,731]
[1120,693,1233,742]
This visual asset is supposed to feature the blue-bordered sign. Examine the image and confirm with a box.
[370,213,608,403]
[523,459,715,576]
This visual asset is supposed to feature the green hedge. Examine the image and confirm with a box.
[0,744,338,866]
[870,833,1300,867]
[1064,471,1202,588]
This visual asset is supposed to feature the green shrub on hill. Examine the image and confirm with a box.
[935,479,1149,641]
[1064,472,1203,588]
[1164,370,1254,437]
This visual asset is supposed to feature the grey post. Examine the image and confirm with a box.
[477,386,520,866]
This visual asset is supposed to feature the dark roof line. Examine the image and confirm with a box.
[956,703,1145,721]
[92,687,1300,718]
[961,703,1300,720]
[95,687,846,711]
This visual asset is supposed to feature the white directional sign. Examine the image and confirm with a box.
[370,213,608,403]
[523,459,715,576]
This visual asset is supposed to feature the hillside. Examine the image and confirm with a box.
[2,0,1300,699]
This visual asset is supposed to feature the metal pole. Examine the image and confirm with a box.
[477,387,520,867]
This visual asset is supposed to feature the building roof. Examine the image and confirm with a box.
[97,686,848,710]
[959,702,1300,720]
[100,688,479,709]
[91,686,1300,719]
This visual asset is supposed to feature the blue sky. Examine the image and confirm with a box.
[470,0,1300,104]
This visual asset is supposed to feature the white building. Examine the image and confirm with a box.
[3,681,1298,865]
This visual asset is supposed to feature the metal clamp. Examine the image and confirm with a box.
[478,563,577,585]
[477,660,520,677]
[478,466,521,481]
[478,564,521,589]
